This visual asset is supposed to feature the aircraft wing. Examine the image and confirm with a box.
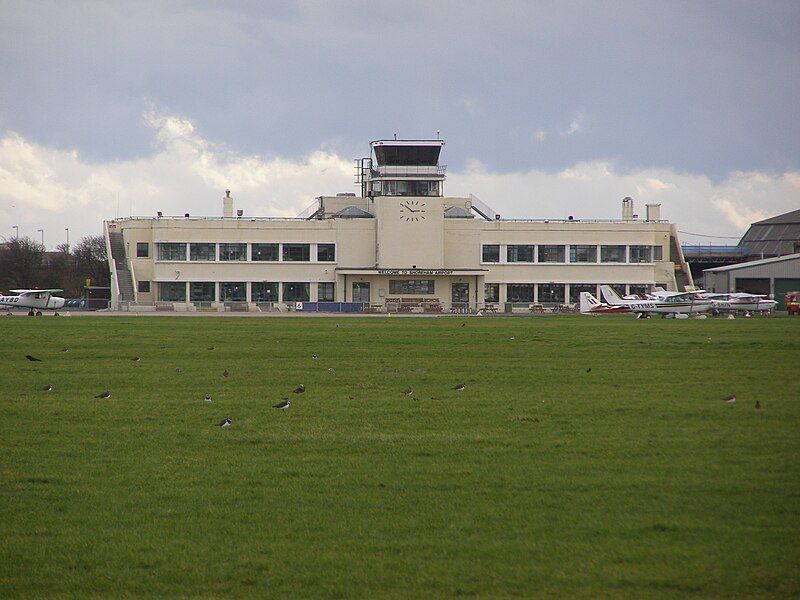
[10,289,63,294]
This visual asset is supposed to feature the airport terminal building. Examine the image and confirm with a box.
[104,139,692,312]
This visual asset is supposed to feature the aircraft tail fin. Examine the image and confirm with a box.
[600,285,624,305]
[580,292,602,313]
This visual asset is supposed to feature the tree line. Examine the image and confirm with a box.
[0,236,110,297]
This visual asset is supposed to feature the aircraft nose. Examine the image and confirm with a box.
[56,298,65,309]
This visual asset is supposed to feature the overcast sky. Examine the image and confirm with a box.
[1,1,798,248]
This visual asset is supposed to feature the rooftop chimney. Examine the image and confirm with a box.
[622,197,634,221]
[646,203,661,221]
[223,189,233,218]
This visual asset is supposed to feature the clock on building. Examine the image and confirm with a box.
[399,200,427,222]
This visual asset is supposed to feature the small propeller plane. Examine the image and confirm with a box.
[0,289,66,316]
[579,292,631,315]
[601,285,713,318]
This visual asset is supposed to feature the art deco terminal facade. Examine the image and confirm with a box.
[104,139,692,312]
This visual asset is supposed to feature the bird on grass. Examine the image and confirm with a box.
[42,384,52,392]
[26,355,42,362]
[219,418,232,427]
[204,394,212,402]
[509,336,516,340]
[723,394,736,404]
[312,353,318,360]
[452,383,466,392]
[207,346,215,350]
[293,384,305,394]
[586,368,592,373]
[403,387,413,396]
[461,323,466,327]
[175,367,183,373]
[755,400,762,410]
[223,369,229,378]
[60,348,68,353]
[94,390,111,399]
[273,399,291,410]
[131,356,141,362]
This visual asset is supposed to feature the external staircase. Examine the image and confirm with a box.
[108,231,135,302]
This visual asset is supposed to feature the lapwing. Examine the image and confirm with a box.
[204,394,212,402]
[223,369,229,378]
[207,346,215,350]
[327,368,335,372]
[219,418,232,427]
[461,323,466,327]
[42,384,52,392]
[403,387,413,396]
[312,353,318,360]
[586,368,592,373]
[273,399,291,410]
[25,355,42,362]
[175,367,183,373]
[509,336,516,340]
[292,384,305,394]
[755,400,762,410]
[723,394,736,404]
[94,390,111,399]
[452,383,466,392]
[60,348,68,353]
[132,356,141,362]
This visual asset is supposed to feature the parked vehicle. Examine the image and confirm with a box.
[785,292,800,315]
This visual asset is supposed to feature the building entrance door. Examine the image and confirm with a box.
[352,282,370,303]
[451,282,469,309]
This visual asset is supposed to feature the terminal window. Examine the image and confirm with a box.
[318,282,335,302]
[538,245,565,263]
[317,244,336,262]
[538,283,565,303]
[137,280,150,293]
[484,283,500,303]
[190,282,215,302]
[507,245,534,263]
[158,282,186,301]
[136,242,149,258]
[219,243,247,261]
[283,244,311,262]
[157,243,186,261]
[252,243,279,261]
[506,283,534,303]
[601,245,626,263]
[570,283,598,303]
[569,245,597,263]
[389,280,435,295]
[251,282,278,302]
[482,245,500,263]
[629,246,652,263]
[220,282,246,301]
[190,243,216,261]
[283,282,310,302]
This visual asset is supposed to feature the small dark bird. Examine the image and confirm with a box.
[175,367,183,373]
[94,390,111,399]
[327,367,335,372]
[755,400,762,410]
[223,369,229,378]
[348,395,354,400]
[60,348,68,353]
[42,384,52,392]
[207,346,215,350]
[292,384,305,394]
[723,394,736,404]
[461,323,466,327]
[453,383,466,392]
[403,387,413,396]
[131,356,140,362]
[335,324,340,328]
[25,355,42,362]
[586,368,592,373]
[219,418,232,427]
[273,399,290,410]
[204,394,212,402]
[312,353,318,360]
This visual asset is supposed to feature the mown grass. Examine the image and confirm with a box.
[1,314,798,598]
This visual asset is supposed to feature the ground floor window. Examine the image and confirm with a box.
[485,283,499,303]
[137,280,150,293]
[628,284,650,298]
[569,283,597,303]
[159,282,186,301]
[251,282,278,302]
[220,282,246,302]
[190,282,215,302]
[538,283,565,303]
[283,282,310,302]
[389,280,435,295]
[318,282,335,302]
[352,282,370,303]
[507,283,534,303]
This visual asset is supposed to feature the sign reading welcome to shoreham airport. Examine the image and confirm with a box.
[377,269,454,276]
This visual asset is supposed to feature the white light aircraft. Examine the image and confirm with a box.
[0,289,66,315]
[701,292,777,314]
[600,285,713,318]
[579,292,632,315]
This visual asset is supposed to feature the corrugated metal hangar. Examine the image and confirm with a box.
[703,253,800,310]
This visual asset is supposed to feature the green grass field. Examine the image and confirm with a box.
[1,315,799,598]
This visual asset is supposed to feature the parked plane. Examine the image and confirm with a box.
[600,285,713,317]
[0,289,66,315]
[701,292,777,314]
[579,292,631,315]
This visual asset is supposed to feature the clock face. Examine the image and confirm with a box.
[399,199,427,222]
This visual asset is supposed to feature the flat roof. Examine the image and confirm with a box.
[703,252,800,272]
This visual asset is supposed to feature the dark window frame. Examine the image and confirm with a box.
[482,244,500,263]
[136,242,149,258]
[282,244,311,262]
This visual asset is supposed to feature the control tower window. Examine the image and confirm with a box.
[381,180,440,197]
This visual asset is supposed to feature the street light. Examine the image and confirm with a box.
[37,229,44,248]
[65,228,69,251]
[12,225,18,239]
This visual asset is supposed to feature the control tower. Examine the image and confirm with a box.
[356,139,446,198]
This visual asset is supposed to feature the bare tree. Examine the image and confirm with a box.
[0,237,45,291]
[72,236,109,287]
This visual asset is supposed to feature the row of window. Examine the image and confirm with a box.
[482,244,663,263]
[484,283,652,303]
[137,242,336,262]
[149,281,335,303]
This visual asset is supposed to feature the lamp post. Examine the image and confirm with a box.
[12,225,18,239]
[37,229,44,248]
[65,228,69,251]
